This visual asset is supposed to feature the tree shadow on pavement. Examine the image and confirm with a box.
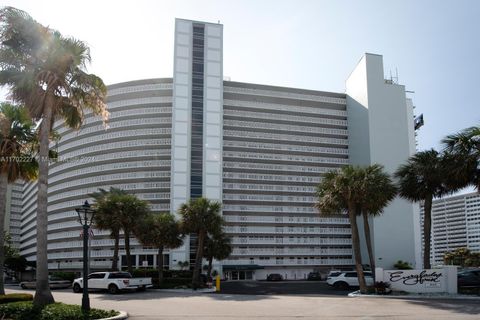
[405,299,480,315]
[92,289,276,302]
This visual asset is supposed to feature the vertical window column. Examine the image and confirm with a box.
[190,23,205,267]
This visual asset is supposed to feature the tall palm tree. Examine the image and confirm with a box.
[204,231,232,279]
[316,166,367,293]
[93,190,149,273]
[91,188,126,271]
[0,7,108,306]
[133,213,183,285]
[0,103,37,295]
[179,198,223,289]
[117,194,150,274]
[395,150,451,269]
[358,164,397,273]
[442,125,480,190]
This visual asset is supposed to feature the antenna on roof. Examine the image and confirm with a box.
[391,68,399,84]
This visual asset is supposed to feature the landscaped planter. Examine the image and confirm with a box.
[0,301,123,320]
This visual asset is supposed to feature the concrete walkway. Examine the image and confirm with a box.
[6,288,480,319]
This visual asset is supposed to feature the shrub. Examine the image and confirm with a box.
[0,293,33,304]
[393,260,413,270]
[374,281,391,295]
[0,301,36,320]
[51,271,76,282]
[40,303,118,320]
[153,277,192,289]
[0,301,119,320]
[132,268,193,279]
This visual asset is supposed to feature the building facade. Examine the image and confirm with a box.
[421,192,480,266]
[12,18,419,280]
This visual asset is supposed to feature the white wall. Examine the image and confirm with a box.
[203,23,223,203]
[346,53,419,269]
[170,18,194,266]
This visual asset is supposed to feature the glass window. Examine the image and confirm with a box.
[108,272,132,279]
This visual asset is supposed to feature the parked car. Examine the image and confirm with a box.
[327,270,342,277]
[266,273,283,281]
[307,272,323,281]
[20,276,72,290]
[72,272,152,294]
[458,269,480,289]
[327,271,374,290]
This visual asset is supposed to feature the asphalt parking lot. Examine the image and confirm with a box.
[220,280,350,295]
[6,285,480,320]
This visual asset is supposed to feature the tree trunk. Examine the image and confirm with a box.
[362,210,376,275]
[111,230,119,271]
[124,231,133,274]
[157,246,164,286]
[192,231,205,289]
[423,195,433,269]
[0,173,9,295]
[348,202,367,293]
[33,103,55,307]
[207,256,213,280]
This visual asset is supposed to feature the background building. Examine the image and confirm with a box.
[11,18,419,280]
[421,192,480,266]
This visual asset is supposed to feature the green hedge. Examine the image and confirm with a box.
[131,268,193,279]
[0,293,33,304]
[51,271,76,282]
[0,302,118,320]
[153,277,192,289]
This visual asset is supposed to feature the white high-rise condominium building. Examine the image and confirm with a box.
[11,18,420,280]
[421,192,480,266]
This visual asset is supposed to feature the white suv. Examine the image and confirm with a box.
[327,271,374,289]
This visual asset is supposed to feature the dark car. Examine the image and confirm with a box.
[458,269,480,288]
[266,273,283,281]
[307,272,322,281]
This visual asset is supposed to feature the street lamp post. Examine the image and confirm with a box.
[75,200,95,312]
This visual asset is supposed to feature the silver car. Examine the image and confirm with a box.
[20,276,72,290]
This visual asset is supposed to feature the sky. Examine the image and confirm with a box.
[1,0,479,153]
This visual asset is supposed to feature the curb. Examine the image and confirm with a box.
[153,288,216,293]
[101,311,128,320]
[348,291,480,300]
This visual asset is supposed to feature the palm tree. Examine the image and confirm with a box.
[0,103,37,295]
[358,164,397,273]
[116,194,150,274]
[204,231,232,279]
[395,150,451,269]
[133,213,183,285]
[93,190,149,273]
[91,188,126,271]
[0,7,108,306]
[179,198,223,289]
[442,125,480,190]
[315,166,367,293]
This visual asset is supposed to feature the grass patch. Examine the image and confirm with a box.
[0,301,119,320]
[0,293,33,304]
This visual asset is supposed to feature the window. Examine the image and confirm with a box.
[88,273,105,279]
[108,272,132,279]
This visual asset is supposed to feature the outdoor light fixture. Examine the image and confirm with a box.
[75,200,96,312]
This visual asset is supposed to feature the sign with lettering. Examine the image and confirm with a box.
[375,266,457,294]
[388,270,443,286]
